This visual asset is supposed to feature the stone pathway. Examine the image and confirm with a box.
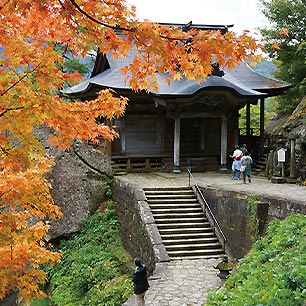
[124,258,222,306]
[116,171,306,204]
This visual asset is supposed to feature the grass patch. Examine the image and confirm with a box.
[31,298,50,306]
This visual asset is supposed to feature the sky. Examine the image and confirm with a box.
[126,0,269,35]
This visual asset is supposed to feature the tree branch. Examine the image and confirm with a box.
[0,0,11,12]
[68,0,131,32]
[0,106,25,118]
[0,63,42,96]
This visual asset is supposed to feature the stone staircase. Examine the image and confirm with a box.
[144,187,224,260]
[252,153,268,176]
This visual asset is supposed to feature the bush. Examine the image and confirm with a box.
[206,214,306,306]
[49,201,133,306]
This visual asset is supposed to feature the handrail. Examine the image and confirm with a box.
[187,169,227,250]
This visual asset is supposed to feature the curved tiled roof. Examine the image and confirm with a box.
[62,30,291,99]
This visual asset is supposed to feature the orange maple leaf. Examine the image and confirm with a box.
[272,43,282,50]
[279,29,289,36]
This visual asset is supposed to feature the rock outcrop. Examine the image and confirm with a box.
[266,97,306,174]
[35,126,112,240]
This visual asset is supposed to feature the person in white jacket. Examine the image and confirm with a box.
[229,145,243,180]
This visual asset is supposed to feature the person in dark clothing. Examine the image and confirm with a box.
[240,143,248,156]
[132,257,150,306]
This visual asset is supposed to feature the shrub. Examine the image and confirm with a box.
[206,214,306,306]
[49,201,133,306]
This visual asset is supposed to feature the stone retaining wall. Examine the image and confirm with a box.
[113,179,169,274]
[199,186,305,259]
[198,188,257,259]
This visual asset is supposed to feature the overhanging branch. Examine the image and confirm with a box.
[0,63,42,96]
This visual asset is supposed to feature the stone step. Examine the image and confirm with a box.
[146,194,196,200]
[154,217,207,224]
[151,207,203,214]
[156,222,211,229]
[144,189,194,195]
[158,227,214,236]
[167,248,224,258]
[165,242,221,251]
[257,160,266,166]
[147,198,198,204]
[148,203,201,209]
[163,237,219,245]
[152,212,205,219]
[170,254,222,260]
[144,187,192,192]
[161,232,216,240]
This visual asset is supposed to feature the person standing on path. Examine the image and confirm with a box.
[132,257,150,306]
[241,151,253,183]
[230,145,243,180]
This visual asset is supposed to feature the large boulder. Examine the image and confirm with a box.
[35,126,113,240]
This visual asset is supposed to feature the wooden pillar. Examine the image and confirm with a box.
[246,102,251,144]
[260,98,265,151]
[290,138,297,178]
[121,118,126,154]
[234,110,239,146]
[220,116,228,170]
[173,117,181,173]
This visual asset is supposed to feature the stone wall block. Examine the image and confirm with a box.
[138,201,155,224]
[153,244,170,263]
[146,223,163,245]
[113,179,161,272]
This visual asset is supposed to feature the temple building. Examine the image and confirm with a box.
[62,22,291,172]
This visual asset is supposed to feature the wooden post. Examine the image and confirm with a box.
[246,102,251,144]
[173,117,181,173]
[121,118,126,154]
[290,138,296,178]
[287,138,297,183]
[234,110,239,146]
[220,116,228,170]
[260,98,265,153]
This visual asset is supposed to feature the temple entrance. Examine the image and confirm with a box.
[180,118,221,156]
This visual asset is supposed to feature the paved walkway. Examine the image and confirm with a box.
[117,171,306,204]
[125,259,222,306]
[121,171,305,306]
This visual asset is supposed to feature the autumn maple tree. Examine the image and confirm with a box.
[0,0,261,302]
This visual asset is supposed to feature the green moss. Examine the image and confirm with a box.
[246,195,261,240]
[104,178,113,198]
